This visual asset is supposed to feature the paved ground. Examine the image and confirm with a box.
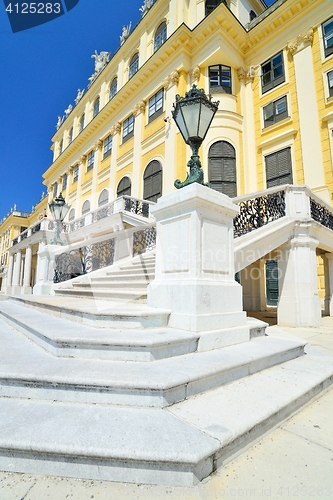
[1,316,333,500]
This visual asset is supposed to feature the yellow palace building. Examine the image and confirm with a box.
[2,0,333,326]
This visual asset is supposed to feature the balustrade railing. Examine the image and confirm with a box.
[310,198,333,231]
[233,190,286,238]
[124,197,151,218]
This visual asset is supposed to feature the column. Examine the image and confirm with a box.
[109,124,121,198]
[325,253,333,317]
[287,29,329,202]
[91,140,103,208]
[12,250,22,294]
[277,225,321,327]
[163,72,179,195]
[5,253,14,294]
[237,67,257,193]
[147,183,249,350]
[131,101,146,199]
[22,245,33,294]
[33,241,56,296]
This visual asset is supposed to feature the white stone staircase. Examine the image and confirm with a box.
[0,294,333,486]
[53,252,156,302]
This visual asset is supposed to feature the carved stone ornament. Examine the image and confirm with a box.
[139,0,154,17]
[75,88,85,105]
[162,70,180,90]
[237,66,255,84]
[56,115,65,130]
[110,122,122,136]
[80,154,87,163]
[94,140,103,151]
[287,27,314,56]
[132,100,146,117]
[191,66,201,81]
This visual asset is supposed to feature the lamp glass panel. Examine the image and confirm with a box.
[180,102,201,138]
[174,107,189,142]
[198,104,215,139]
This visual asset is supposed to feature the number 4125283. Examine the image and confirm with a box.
[5,3,62,14]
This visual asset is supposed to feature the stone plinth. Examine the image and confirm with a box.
[147,183,249,350]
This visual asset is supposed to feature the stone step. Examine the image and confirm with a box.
[7,296,170,328]
[72,280,152,290]
[0,301,198,362]
[0,345,332,486]
[105,268,155,277]
[54,288,147,301]
[89,274,154,283]
[0,312,305,408]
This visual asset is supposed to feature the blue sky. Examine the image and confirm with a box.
[0,0,276,220]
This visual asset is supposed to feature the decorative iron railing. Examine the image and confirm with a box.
[31,222,41,234]
[124,197,150,218]
[91,202,115,222]
[310,198,333,231]
[133,226,156,256]
[54,238,115,283]
[69,218,85,233]
[233,190,286,238]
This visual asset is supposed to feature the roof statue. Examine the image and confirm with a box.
[139,0,154,17]
[64,104,73,117]
[120,23,131,45]
[75,88,85,105]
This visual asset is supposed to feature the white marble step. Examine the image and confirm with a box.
[8,296,170,328]
[0,345,332,486]
[0,301,198,361]
[0,314,305,408]
[72,280,152,289]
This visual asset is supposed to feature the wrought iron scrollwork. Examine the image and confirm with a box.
[233,190,286,238]
[124,198,150,218]
[31,223,41,234]
[53,238,115,283]
[310,198,333,230]
[69,218,85,233]
[133,227,156,256]
[91,203,115,222]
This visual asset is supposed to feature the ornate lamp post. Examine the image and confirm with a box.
[49,193,71,245]
[172,84,219,189]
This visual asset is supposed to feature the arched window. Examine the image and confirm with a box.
[98,189,109,207]
[117,176,131,197]
[81,200,91,215]
[109,77,117,100]
[143,160,162,202]
[208,141,237,197]
[129,53,139,79]
[93,96,100,118]
[154,21,167,52]
[79,113,85,132]
[68,208,75,221]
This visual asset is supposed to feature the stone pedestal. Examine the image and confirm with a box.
[33,243,57,296]
[147,183,249,350]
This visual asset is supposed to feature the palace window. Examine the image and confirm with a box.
[154,22,167,52]
[148,89,164,122]
[62,174,68,190]
[263,96,288,127]
[123,115,134,142]
[265,147,293,187]
[87,151,95,172]
[322,17,333,58]
[117,176,131,197]
[68,208,75,221]
[103,135,112,159]
[98,189,109,207]
[93,97,100,118]
[59,140,63,155]
[209,65,232,94]
[143,160,163,202]
[205,0,226,16]
[79,113,85,132]
[261,52,285,94]
[208,141,237,197]
[82,200,91,215]
[68,127,73,144]
[53,182,58,197]
[328,70,333,97]
[73,164,79,182]
[109,77,117,100]
[129,53,139,79]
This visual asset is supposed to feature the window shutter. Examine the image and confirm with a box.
[265,147,292,187]
[208,141,237,197]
